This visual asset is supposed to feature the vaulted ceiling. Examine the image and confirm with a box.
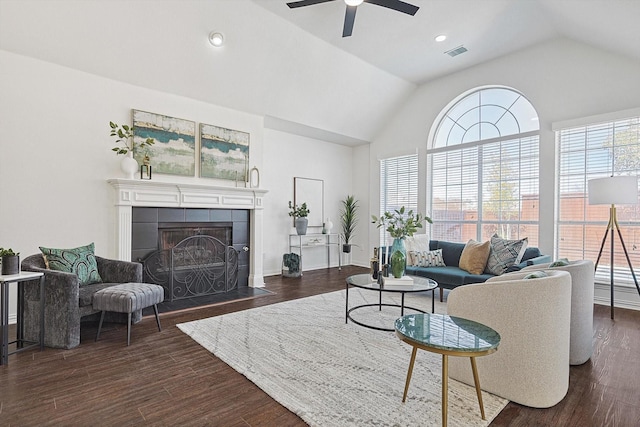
[257,0,640,85]
[1,0,638,145]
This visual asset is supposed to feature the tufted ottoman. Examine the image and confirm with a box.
[93,283,164,346]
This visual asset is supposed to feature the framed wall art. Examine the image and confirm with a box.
[132,109,196,176]
[200,123,250,181]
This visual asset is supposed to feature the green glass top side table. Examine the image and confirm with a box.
[395,313,501,427]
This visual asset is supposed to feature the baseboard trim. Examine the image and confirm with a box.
[594,282,640,311]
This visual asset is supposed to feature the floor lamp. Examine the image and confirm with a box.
[588,176,640,319]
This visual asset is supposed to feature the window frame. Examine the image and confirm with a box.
[555,115,640,287]
[427,86,540,244]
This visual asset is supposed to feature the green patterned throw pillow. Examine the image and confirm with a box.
[523,271,548,279]
[549,258,570,267]
[40,242,103,286]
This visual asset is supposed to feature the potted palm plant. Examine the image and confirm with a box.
[288,201,310,235]
[340,195,359,253]
[0,247,20,275]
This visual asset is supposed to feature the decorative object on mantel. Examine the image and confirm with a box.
[140,155,152,180]
[340,195,359,254]
[372,206,432,278]
[288,201,310,235]
[0,248,20,275]
[249,166,260,188]
[109,121,155,180]
[200,122,250,181]
[132,109,196,177]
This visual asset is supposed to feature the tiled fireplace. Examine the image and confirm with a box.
[108,179,268,287]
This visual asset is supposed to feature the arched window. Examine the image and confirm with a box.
[428,87,540,245]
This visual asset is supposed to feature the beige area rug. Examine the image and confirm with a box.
[177,288,508,427]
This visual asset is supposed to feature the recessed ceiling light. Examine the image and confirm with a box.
[344,0,364,5]
[208,31,224,47]
[435,35,447,42]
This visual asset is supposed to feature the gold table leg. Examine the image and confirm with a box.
[402,346,418,402]
[470,356,486,420]
[442,354,448,427]
[399,343,491,427]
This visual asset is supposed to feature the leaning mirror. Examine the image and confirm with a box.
[294,177,324,228]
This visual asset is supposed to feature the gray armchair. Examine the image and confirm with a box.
[21,254,143,349]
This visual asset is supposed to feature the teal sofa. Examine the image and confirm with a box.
[402,240,551,299]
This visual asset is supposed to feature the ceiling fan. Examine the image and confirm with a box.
[286,0,419,37]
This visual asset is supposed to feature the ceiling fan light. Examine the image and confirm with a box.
[344,0,364,6]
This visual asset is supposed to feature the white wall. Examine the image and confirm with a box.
[350,144,372,267]
[262,129,363,275]
[0,50,265,257]
[0,0,415,143]
[0,50,359,320]
[369,37,640,310]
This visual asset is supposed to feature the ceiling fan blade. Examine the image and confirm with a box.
[287,0,335,9]
[365,0,419,15]
[342,5,357,37]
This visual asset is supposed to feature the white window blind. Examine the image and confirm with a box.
[557,117,640,286]
[379,154,418,245]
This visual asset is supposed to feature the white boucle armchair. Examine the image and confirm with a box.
[446,270,572,408]
[522,260,594,365]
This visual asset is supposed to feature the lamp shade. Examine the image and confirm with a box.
[588,176,638,205]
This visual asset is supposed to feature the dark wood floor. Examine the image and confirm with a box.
[1,265,640,426]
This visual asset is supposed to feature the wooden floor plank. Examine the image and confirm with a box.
[1,265,639,426]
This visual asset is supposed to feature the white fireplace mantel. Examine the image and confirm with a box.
[108,178,268,287]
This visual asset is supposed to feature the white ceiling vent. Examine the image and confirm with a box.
[445,45,468,57]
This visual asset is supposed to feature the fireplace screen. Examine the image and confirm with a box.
[143,235,238,301]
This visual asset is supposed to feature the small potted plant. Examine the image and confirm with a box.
[288,201,310,235]
[0,247,20,275]
[372,207,432,278]
[340,195,359,254]
[109,121,155,179]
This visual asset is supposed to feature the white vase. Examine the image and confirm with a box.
[120,152,138,179]
[325,217,333,233]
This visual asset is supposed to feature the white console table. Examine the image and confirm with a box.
[289,233,342,272]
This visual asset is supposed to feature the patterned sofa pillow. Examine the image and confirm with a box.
[40,242,103,286]
[409,249,446,267]
[485,234,528,276]
[523,270,548,279]
[549,258,570,267]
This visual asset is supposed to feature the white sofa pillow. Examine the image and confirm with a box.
[409,249,445,267]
